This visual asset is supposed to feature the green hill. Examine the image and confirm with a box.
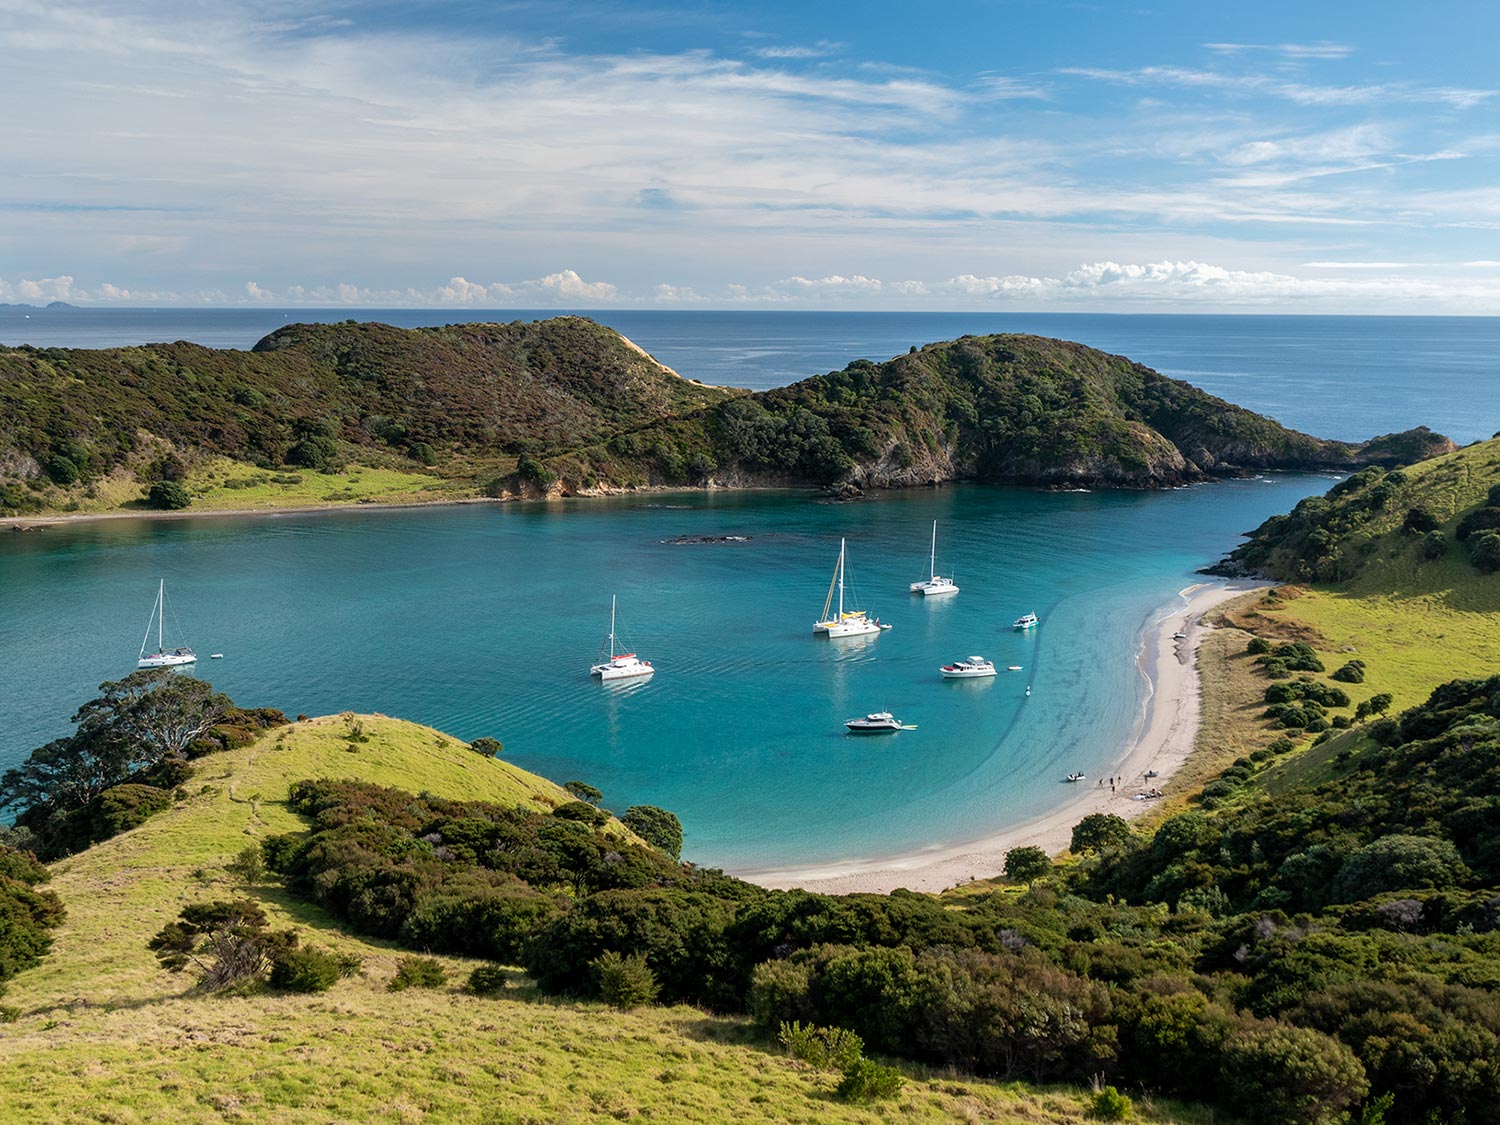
[0,713,1208,1125]
[1,321,1450,517]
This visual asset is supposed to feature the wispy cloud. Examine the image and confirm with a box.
[750,40,842,60]
[1204,42,1356,61]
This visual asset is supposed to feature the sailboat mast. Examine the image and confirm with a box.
[609,595,617,659]
[157,578,164,652]
[930,521,937,580]
[837,538,846,617]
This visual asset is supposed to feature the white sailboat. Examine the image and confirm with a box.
[137,579,197,669]
[813,538,885,638]
[909,520,958,596]
[589,595,655,681]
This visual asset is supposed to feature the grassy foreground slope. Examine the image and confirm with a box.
[0,715,1207,1125]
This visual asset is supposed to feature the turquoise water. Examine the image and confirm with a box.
[1,477,1326,869]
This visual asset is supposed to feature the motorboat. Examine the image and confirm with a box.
[1064,772,1086,783]
[845,712,910,733]
[1006,664,1023,671]
[137,579,197,668]
[590,595,655,681]
[940,656,996,679]
[909,520,959,596]
[1013,612,1039,630]
[814,538,883,638]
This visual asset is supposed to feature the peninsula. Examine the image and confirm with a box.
[1,319,1451,519]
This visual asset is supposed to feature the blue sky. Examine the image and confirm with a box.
[3,0,1499,310]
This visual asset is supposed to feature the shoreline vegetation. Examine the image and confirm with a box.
[738,577,1270,893]
[1,319,1452,523]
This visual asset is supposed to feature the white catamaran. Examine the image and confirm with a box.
[137,579,197,669]
[589,595,655,681]
[909,520,958,596]
[813,538,886,638]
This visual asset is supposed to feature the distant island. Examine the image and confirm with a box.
[0,317,1453,518]
[0,300,75,310]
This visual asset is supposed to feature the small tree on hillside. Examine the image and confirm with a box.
[468,737,503,758]
[149,899,294,991]
[564,781,603,806]
[622,805,683,860]
[147,480,191,510]
[1004,846,1051,883]
[1071,813,1133,854]
[1469,530,1500,573]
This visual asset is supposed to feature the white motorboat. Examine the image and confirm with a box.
[845,711,911,733]
[940,656,996,679]
[590,595,655,681]
[1013,612,1039,630]
[1064,771,1086,783]
[814,538,883,638]
[1006,664,1023,671]
[137,579,197,669]
[909,520,959,596]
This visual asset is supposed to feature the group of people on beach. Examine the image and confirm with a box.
[1098,775,1162,799]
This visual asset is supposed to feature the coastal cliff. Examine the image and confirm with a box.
[0,319,1451,516]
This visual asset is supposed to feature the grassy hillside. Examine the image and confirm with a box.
[0,713,1209,1124]
[1,322,1449,517]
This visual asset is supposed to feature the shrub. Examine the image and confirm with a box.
[552,800,609,827]
[406,441,436,465]
[563,781,603,805]
[1004,846,1051,883]
[147,480,191,510]
[227,843,265,882]
[1246,637,1273,655]
[388,956,446,991]
[1071,813,1132,854]
[592,950,659,1009]
[1489,483,1500,507]
[1091,1085,1133,1120]
[467,964,509,996]
[748,958,814,1028]
[515,453,557,489]
[1401,507,1439,534]
[44,454,81,485]
[836,1058,904,1102]
[1331,660,1366,684]
[778,1020,865,1071]
[269,945,351,993]
[468,736,502,757]
[621,805,683,860]
[1469,530,1500,573]
[1219,1023,1368,1125]
[1456,506,1500,541]
[1420,531,1447,560]
[1331,834,1465,902]
[148,899,293,991]
[288,434,338,471]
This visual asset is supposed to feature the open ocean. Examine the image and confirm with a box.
[1,310,1495,869]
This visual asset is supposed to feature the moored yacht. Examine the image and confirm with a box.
[138,579,197,669]
[909,520,959,596]
[590,595,654,681]
[814,538,884,638]
[845,711,906,733]
[1013,612,1039,630]
[940,655,996,679]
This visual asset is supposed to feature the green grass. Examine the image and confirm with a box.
[0,715,1220,1124]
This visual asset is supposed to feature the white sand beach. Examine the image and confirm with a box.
[737,577,1269,895]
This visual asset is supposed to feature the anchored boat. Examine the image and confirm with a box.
[909,520,959,597]
[137,579,197,669]
[814,538,884,638]
[589,595,655,681]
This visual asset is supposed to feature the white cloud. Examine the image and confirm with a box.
[1203,42,1356,61]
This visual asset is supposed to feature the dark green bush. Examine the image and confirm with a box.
[1091,1085,1133,1120]
[836,1058,904,1102]
[406,441,436,465]
[1246,637,1273,655]
[468,736,502,757]
[388,956,446,991]
[1456,506,1500,541]
[1219,1023,1368,1125]
[467,964,509,996]
[269,945,351,992]
[1330,660,1366,684]
[592,950,659,1009]
[1421,530,1447,560]
[1402,507,1439,534]
[288,434,338,471]
[553,801,608,827]
[621,805,682,859]
[1469,530,1500,573]
[1004,846,1051,882]
[779,1020,865,1071]
[147,480,191,509]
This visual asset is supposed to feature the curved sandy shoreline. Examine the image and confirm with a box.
[734,577,1270,895]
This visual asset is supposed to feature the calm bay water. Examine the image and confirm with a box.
[1,308,1496,444]
[1,308,1493,868]
[4,479,1323,869]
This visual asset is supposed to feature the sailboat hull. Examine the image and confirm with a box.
[910,579,959,596]
[139,652,197,669]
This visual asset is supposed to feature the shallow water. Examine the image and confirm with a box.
[1,477,1325,868]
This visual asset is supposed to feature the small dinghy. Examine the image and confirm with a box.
[1064,771,1086,783]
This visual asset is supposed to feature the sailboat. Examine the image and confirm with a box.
[813,538,886,638]
[909,520,958,596]
[137,579,197,668]
[589,595,655,681]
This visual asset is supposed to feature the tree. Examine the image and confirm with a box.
[1004,846,1051,883]
[0,672,232,823]
[469,737,502,758]
[148,899,293,991]
[147,480,191,510]
[622,805,683,860]
[1071,813,1133,855]
[1219,1023,1369,1125]
[1469,530,1500,573]
[564,781,603,806]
